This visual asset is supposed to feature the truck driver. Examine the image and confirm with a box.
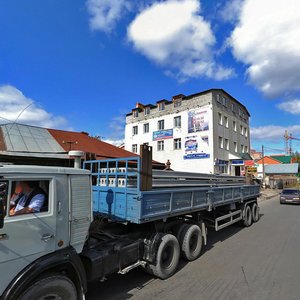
[10,181,46,216]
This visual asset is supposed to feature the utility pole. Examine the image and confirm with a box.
[262,144,265,187]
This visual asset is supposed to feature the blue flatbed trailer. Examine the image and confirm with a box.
[84,156,260,224]
[82,148,261,280]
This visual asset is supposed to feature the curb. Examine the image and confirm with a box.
[258,194,279,203]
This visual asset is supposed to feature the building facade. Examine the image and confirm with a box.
[125,89,251,175]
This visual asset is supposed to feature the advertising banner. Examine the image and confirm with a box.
[188,108,209,133]
[153,129,173,141]
[184,135,210,160]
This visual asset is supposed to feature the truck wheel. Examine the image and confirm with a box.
[19,275,77,300]
[149,233,180,279]
[243,205,252,227]
[252,203,259,222]
[180,224,203,261]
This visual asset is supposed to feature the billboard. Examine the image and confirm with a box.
[184,135,210,160]
[188,108,209,133]
[153,129,173,141]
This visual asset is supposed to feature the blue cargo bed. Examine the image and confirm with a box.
[85,158,260,224]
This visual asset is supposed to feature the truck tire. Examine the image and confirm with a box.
[19,275,77,300]
[149,233,180,279]
[251,202,259,222]
[242,205,252,227]
[180,224,203,261]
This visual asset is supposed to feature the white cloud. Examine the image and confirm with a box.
[127,0,234,81]
[86,0,131,32]
[251,125,300,142]
[230,0,300,98]
[103,139,124,147]
[220,0,244,23]
[277,99,300,115]
[0,85,68,128]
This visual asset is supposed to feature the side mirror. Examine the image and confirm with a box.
[0,182,8,229]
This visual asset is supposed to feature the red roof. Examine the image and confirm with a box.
[48,129,135,160]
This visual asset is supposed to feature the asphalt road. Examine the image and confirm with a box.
[87,197,300,300]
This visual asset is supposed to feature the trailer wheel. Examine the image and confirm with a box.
[180,224,203,261]
[149,233,180,279]
[251,202,259,222]
[19,275,77,300]
[242,205,253,227]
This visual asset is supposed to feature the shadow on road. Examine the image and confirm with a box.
[86,213,264,300]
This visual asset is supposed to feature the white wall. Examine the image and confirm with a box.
[125,104,215,173]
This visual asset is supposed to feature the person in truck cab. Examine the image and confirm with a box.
[10,181,46,216]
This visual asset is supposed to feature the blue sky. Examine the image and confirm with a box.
[0,0,300,153]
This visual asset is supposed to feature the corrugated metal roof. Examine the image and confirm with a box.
[265,163,299,174]
[0,124,65,153]
[270,155,292,163]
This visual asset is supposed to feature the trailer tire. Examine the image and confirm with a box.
[243,205,252,227]
[180,224,203,261]
[149,234,180,279]
[252,202,259,222]
[19,275,77,300]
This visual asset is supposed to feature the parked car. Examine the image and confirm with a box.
[280,189,300,204]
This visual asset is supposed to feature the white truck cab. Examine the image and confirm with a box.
[0,165,92,300]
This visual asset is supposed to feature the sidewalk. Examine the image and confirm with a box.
[258,188,280,202]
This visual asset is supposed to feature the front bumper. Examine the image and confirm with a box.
[280,197,300,204]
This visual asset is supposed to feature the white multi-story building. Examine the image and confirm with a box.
[125,89,251,175]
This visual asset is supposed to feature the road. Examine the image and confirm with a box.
[87,197,300,300]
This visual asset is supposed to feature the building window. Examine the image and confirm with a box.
[233,121,237,132]
[231,103,235,112]
[132,126,138,135]
[219,137,223,149]
[158,102,165,111]
[133,110,139,118]
[241,145,244,153]
[245,145,248,153]
[222,97,227,106]
[240,125,244,135]
[132,144,137,153]
[174,138,181,150]
[174,116,181,128]
[244,127,248,137]
[216,94,221,103]
[239,108,243,117]
[218,113,222,125]
[143,123,149,133]
[234,142,237,152]
[174,99,182,107]
[224,138,229,150]
[224,116,228,128]
[157,140,164,151]
[144,107,150,116]
[158,120,164,130]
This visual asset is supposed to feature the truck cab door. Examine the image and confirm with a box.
[0,178,57,295]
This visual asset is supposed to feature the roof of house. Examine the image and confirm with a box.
[270,155,292,164]
[256,156,282,165]
[265,163,299,174]
[48,128,135,160]
[0,123,136,161]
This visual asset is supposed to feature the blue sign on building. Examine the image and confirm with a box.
[153,129,173,141]
[184,153,210,160]
[231,159,244,165]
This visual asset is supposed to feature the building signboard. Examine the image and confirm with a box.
[231,159,244,165]
[184,135,210,160]
[188,108,209,133]
[153,129,173,141]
